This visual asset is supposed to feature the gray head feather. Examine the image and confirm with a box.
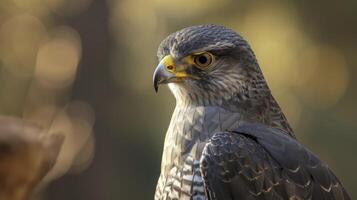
[156,24,294,135]
[157,25,255,62]
[158,25,264,105]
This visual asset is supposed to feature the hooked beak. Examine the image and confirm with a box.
[153,55,192,92]
[153,61,173,93]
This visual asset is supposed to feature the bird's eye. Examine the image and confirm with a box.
[193,52,213,68]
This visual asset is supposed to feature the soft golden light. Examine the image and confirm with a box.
[296,45,349,109]
[35,26,81,89]
[44,101,95,181]
[155,0,231,18]
[0,14,47,75]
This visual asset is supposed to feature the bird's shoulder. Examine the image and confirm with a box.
[200,123,351,200]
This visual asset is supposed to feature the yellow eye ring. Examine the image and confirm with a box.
[193,52,214,68]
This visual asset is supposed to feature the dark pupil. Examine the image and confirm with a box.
[198,55,208,64]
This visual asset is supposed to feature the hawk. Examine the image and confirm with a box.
[153,25,350,200]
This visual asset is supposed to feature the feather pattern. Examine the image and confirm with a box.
[154,25,350,200]
[200,123,351,200]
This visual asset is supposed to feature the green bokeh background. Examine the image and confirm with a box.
[0,0,356,199]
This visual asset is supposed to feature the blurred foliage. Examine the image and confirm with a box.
[0,0,356,199]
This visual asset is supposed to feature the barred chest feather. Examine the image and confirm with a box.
[155,104,242,200]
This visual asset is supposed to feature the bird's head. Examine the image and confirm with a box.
[153,25,266,106]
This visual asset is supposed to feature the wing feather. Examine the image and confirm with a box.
[200,123,351,200]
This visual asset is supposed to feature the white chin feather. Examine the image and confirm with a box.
[168,83,180,95]
[168,83,186,102]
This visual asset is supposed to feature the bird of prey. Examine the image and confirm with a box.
[153,25,350,200]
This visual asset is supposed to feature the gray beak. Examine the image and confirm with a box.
[153,62,175,93]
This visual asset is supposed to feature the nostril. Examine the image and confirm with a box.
[166,65,174,70]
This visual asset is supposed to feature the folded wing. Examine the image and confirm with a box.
[200,123,350,200]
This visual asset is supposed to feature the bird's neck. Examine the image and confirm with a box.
[161,94,294,174]
[168,80,295,137]
[170,88,295,138]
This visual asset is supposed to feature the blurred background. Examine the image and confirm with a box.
[0,0,356,199]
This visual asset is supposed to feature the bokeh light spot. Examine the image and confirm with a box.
[297,45,349,109]
[35,26,82,89]
[0,14,47,76]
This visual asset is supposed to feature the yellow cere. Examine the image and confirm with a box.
[161,55,188,77]
[161,55,175,70]
[160,54,200,80]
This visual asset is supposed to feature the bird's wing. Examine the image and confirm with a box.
[200,123,351,200]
